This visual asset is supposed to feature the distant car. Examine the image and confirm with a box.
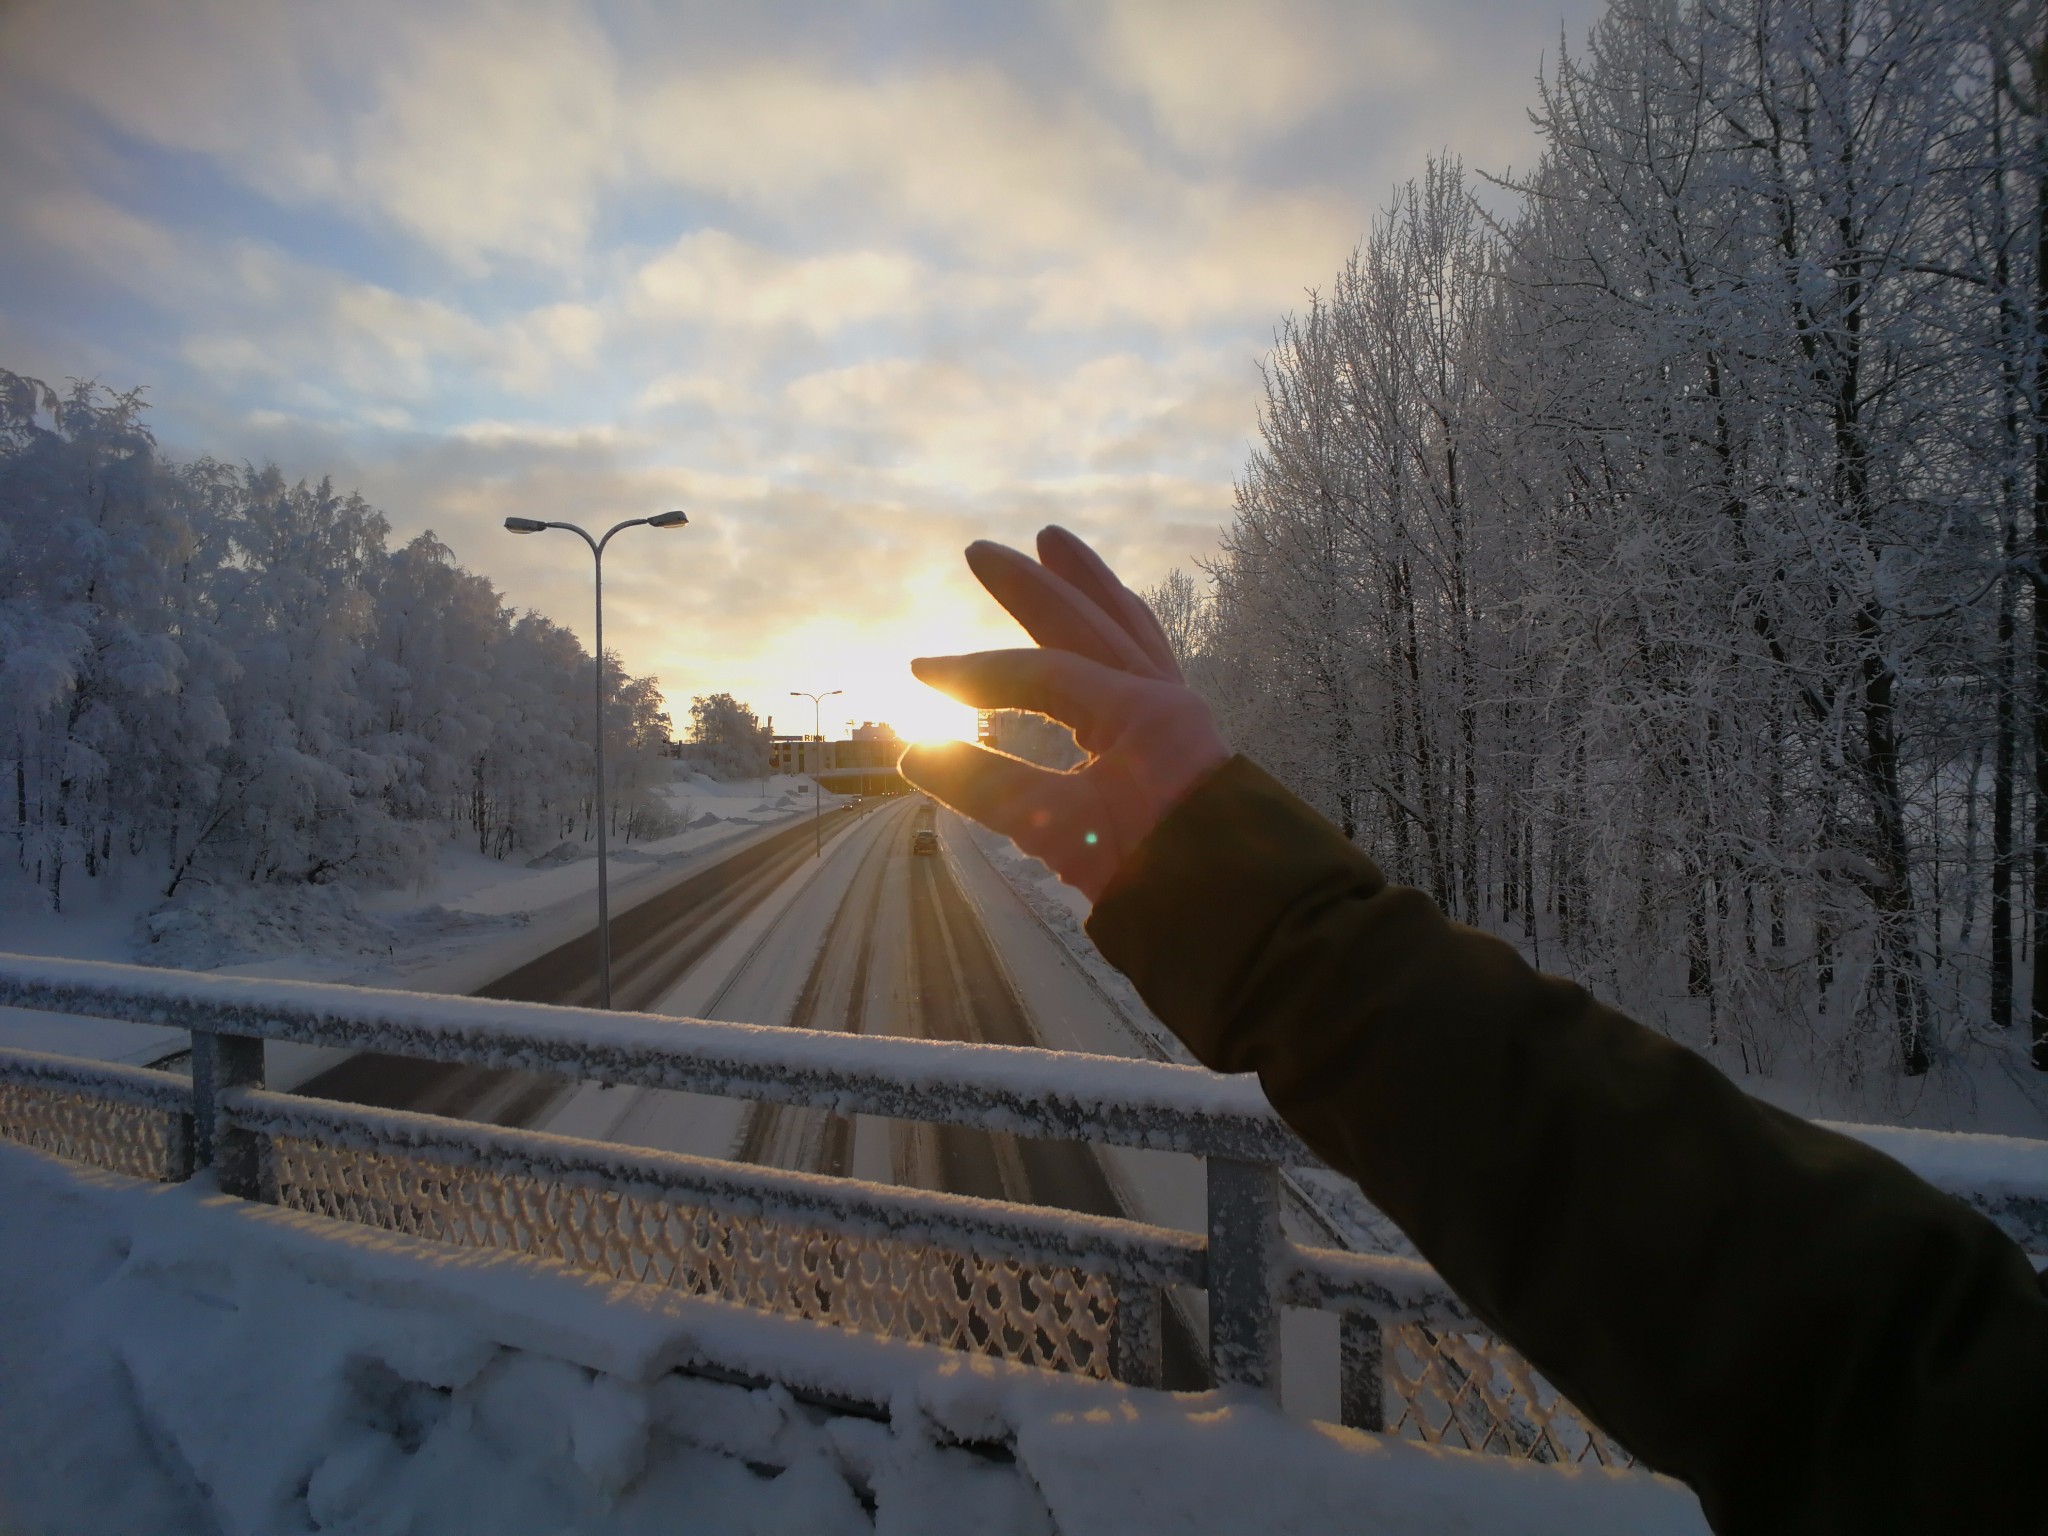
[911,829,939,856]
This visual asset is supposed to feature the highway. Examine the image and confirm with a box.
[294,799,880,1119]
[293,792,1207,1384]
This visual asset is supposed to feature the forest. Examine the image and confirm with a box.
[1161,0,2048,1091]
[0,370,677,913]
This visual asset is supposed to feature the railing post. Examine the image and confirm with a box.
[1110,1278,1163,1389]
[1206,1156,1281,1392]
[1340,1312,1385,1431]
[164,1109,196,1184]
[191,1031,268,1200]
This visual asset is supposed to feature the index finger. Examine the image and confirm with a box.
[910,648,1142,747]
[1036,526,1183,684]
[964,541,1163,677]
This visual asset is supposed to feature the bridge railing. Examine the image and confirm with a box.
[4,953,2044,1467]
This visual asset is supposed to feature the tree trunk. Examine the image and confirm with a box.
[2030,102,2048,1070]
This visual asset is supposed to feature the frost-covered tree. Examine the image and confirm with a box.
[0,371,679,903]
[1188,0,2048,1093]
[684,692,768,781]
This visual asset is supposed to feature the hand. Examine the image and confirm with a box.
[899,526,1230,900]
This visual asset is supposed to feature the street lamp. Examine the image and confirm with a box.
[790,689,841,857]
[506,510,689,1007]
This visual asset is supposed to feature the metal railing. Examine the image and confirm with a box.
[14,953,2040,1463]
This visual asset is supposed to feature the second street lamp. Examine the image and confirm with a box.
[790,688,841,857]
[505,510,689,1008]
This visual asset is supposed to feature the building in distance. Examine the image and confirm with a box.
[770,721,908,796]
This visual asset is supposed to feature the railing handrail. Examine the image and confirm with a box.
[228,1085,1212,1287]
[0,952,1315,1163]
[0,1046,194,1114]
[8,953,2048,1212]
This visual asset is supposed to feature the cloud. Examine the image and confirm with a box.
[174,247,489,408]
[1027,188,1355,330]
[629,59,1357,334]
[5,188,607,420]
[496,304,607,394]
[635,371,768,417]
[778,346,1256,504]
[12,188,194,294]
[631,231,930,335]
[0,0,616,273]
[0,0,356,204]
[634,62,1156,263]
[348,1,621,271]
[1071,0,1439,160]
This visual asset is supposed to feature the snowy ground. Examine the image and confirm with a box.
[0,771,823,1070]
[0,1141,1709,1536]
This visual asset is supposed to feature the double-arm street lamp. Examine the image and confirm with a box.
[790,688,841,857]
[506,511,689,1007]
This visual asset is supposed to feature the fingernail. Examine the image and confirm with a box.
[965,540,1029,572]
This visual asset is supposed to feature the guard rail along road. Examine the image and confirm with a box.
[5,952,2047,1469]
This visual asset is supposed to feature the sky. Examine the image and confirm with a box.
[0,0,1601,745]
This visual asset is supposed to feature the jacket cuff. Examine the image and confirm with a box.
[1085,754,1383,1073]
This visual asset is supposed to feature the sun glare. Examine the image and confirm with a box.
[652,572,1032,753]
[684,609,1012,751]
[874,686,979,747]
[845,628,988,744]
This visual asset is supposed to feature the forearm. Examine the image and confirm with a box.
[1087,756,2048,1535]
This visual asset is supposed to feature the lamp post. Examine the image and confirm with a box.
[790,688,841,857]
[505,510,689,1007]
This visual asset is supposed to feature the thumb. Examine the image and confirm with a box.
[899,740,1075,843]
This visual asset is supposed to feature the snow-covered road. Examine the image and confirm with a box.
[289,799,887,1126]
[289,792,1222,1381]
[527,795,1222,1384]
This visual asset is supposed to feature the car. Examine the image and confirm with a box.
[911,829,939,856]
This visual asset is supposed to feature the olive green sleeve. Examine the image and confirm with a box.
[1086,756,2048,1536]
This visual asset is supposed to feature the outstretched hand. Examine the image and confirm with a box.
[899,527,1229,901]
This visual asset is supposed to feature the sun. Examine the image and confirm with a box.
[656,584,1029,752]
[776,588,1037,746]
[735,616,1003,748]
[830,662,980,746]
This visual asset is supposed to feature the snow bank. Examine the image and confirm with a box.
[0,1142,1708,1535]
[951,816,1196,1068]
[1825,1121,2048,1248]
[139,882,524,972]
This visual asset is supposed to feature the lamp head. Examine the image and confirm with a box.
[504,517,547,534]
[648,510,689,529]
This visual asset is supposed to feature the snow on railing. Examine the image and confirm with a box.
[6,951,2046,1466]
[0,953,1306,1161]
[0,1046,193,1183]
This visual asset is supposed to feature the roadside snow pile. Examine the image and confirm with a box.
[0,1143,1708,1536]
[136,885,524,972]
[139,884,399,969]
[525,841,589,869]
[955,821,1192,1068]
